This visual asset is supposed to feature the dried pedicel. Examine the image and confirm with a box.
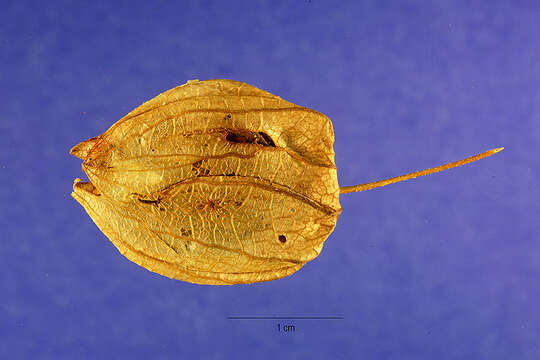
[71,79,502,285]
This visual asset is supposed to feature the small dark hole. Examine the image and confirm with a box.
[226,130,256,144]
[192,160,210,175]
[278,235,286,243]
[225,129,275,147]
[138,198,159,205]
[136,194,161,205]
[180,227,192,237]
[258,132,275,147]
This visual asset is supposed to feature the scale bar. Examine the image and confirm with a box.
[227,316,344,320]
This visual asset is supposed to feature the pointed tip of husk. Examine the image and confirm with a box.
[70,136,100,160]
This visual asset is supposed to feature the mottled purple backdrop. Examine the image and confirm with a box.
[1,1,538,359]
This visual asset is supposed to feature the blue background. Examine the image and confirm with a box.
[1,1,538,359]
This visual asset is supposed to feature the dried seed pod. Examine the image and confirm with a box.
[71,79,502,285]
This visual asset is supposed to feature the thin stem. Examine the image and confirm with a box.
[339,147,503,195]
